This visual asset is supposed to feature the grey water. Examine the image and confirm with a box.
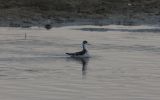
[0,25,160,100]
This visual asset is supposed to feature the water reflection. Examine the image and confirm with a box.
[66,57,90,77]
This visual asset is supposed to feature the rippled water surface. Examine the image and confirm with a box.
[0,25,160,100]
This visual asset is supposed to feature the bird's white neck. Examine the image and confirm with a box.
[81,43,87,50]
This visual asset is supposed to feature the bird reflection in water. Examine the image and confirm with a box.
[66,57,90,78]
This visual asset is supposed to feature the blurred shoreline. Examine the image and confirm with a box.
[0,15,160,28]
[0,0,160,27]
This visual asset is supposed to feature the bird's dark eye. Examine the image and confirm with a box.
[83,40,88,44]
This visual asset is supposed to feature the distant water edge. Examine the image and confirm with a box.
[0,15,160,28]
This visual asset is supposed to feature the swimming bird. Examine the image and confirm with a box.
[66,40,89,57]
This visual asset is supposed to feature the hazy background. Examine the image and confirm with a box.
[0,0,160,27]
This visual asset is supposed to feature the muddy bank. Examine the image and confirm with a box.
[0,0,160,27]
[0,15,160,28]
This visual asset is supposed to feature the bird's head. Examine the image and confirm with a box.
[83,40,88,44]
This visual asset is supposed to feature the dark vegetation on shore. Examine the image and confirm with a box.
[0,0,160,18]
[0,0,159,27]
